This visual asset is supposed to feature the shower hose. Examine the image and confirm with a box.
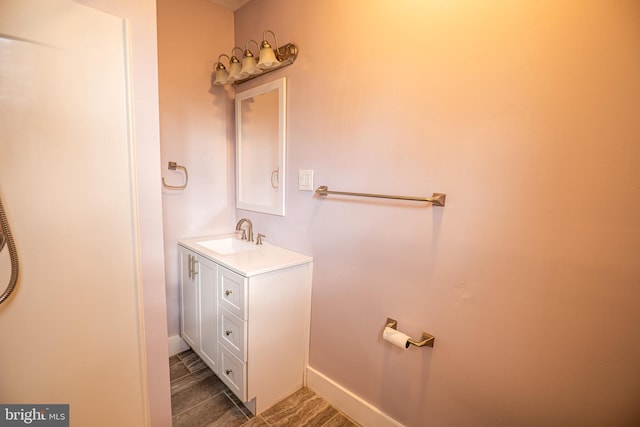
[0,195,19,305]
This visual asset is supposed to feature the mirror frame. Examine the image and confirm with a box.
[235,78,286,216]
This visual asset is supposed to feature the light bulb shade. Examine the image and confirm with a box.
[257,46,281,70]
[227,60,242,83]
[238,55,262,79]
[213,66,229,85]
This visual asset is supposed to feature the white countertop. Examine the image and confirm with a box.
[179,234,313,277]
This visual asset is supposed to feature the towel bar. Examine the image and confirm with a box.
[316,186,446,206]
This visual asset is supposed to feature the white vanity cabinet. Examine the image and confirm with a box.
[179,246,218,373]
[178,237,313,415]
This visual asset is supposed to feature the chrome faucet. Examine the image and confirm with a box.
[235,218,253,242]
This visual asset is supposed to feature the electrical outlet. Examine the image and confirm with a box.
[298,169,314,191]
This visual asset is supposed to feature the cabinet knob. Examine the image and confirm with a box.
[225,289,232,296]
[225,369,233,375]
[225,330,232,336]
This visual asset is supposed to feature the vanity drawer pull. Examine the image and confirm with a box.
[225,289,232,296]
[225,369,233,375]
[225,330,232,336]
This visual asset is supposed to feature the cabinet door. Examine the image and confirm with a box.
[179,247,198,349]
[198,257,218,373]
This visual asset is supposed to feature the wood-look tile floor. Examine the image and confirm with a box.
[170,349,360,427]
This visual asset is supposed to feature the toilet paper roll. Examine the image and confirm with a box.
[383,326,410,349]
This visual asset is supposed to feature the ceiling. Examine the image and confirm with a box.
[208,0,252,11]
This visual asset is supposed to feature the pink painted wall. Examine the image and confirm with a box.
[233,1,640,425]
[157,0,236,341]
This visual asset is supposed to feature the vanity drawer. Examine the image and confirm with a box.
[219,345,246,401]
[218,267,247,319]
[219,306,247,361]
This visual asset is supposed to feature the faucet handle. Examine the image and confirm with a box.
[240,229,247,240]
[256,233,266,245]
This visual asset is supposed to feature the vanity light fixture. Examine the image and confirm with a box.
[212,53,230,86]
[226,47,244,83]
[238,40,263,80]
[210,29,298,86]
[257,30,281,70]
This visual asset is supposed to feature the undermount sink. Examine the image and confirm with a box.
[195,237,256,255]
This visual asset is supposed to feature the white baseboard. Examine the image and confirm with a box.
[168,335,189,356]
[306,367,404,427]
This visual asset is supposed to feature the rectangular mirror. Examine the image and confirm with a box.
[235,78,286,216]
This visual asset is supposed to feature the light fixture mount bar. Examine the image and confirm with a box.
[233,43,298,85]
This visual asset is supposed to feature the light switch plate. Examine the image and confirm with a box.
[298,169,314,191]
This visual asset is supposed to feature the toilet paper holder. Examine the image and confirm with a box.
[385,318,435,348]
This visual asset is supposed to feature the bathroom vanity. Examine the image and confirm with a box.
[178,235,313,415]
